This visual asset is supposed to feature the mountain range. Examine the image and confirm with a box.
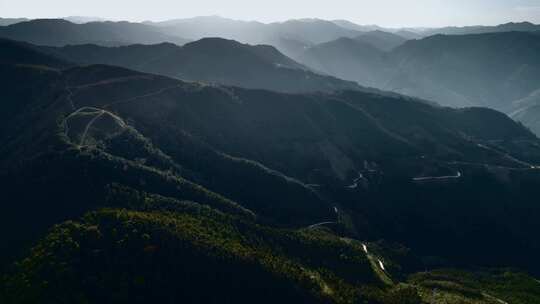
[0,17,379,58]
[0,18,190,46]
[295,30,540,135]
[420,21,540,36]
[36,37,363,93]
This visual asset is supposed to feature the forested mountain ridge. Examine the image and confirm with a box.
[0,17,365,58]
[0,38,70,67]
[37,37,364,93]
[0,19,190,46]
[421,21,540,36]
[296,31,540,135]
[387,31,540,109]
[298,37,390,87]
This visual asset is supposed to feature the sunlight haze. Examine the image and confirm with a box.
[1,0,540,27]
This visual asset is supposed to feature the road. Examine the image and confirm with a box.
[378,259,386,271]
[62,81,166,148]
[307,221,337,229]
[347,172,364,189]
[307,206,339,229]
[481,292,509,304]
[448,160,540,171]
[412,171,462,182]
[66,87,76,110]
[359,242,392,284]
[104,84,182,108]
[361,243,368,253]
[476,143,534,168]
[79,110,105,146]
[412,141,540,181]
[63,106,127,147]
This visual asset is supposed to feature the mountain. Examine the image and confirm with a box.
[0,19,189,46]
[298,37,389,87]
[270,19,362,44]
[386,31,540,109]
[393,30,422,40]
[0,38,70,68]
[0,16,365,59]
[509,89,540,135]
[330,20,385,32]
[62,16,108,24]
[355,30,407,51]
[0,18,28,26]
[152,16,363,44]
[297,31,540,134]
[145,16,268,44]
[39,37,362,93]
[2,31,540,303]
[329,20,421,40]
[1,206,387,304]
[147,16,363,58]
[422,21,540,36]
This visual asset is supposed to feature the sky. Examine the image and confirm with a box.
[1,0,540,27]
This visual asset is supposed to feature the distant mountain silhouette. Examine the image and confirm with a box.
[145,16,267,44]
[62,16,108,24]
[393,30,422,40]
[330,20,386,32]
[421,21,540,36]
[354,30,407,51]
[146,16,364,58]
[330,19,540,38]
[0,17,28,26]
[387,31,540,110]
[150,16,363,44]
[40,37,363,93]
[271,19,362,44]
[298,37,389,87]
[510,89,540,136]
[0,19,189,46]
[297,31,540,134]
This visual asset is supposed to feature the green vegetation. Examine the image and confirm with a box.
[1,196,385,304]
[410,269,540,304]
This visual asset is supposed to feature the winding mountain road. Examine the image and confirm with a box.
[307,221,337,229]
[347,172,364,189]
[307,206,339,229]
[66,87,76,110]
[104,84,182,109]
[412,171,462,182]
[79,110,105,146]
[62,82,177,147]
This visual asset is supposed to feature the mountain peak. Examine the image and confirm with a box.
[185,36,243,46]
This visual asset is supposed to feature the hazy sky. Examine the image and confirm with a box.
[1,0,540,27]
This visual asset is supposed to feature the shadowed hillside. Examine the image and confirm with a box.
[296,31,540,135]
[38,38,364,93]
[2,32,540,303]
